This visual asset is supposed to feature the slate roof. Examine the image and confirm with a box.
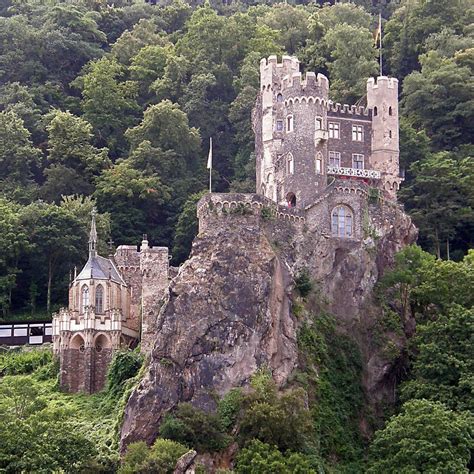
[75,255,126,285]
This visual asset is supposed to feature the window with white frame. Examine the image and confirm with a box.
[331,205,353,238]
[328,122,340,139]
[352,154,364,169]
[286,115,294,132]
[287,153,294,174]
[276,120,283,132]
[352,125,363,141]
[315,116,323,130]
[329,151,341,167]
[315,153,323,174]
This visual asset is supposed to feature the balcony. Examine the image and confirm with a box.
[314,129,328,144]
[327,166,381,179]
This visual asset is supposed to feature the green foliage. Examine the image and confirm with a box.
[119,438,189,474]
[238,371,314,453]
[294,268,313,298]
[0,348,52,376]
[298,312,364,467]
[368,399,473,473]
[401,305,474,412]
[236,439,316,474]
[160,403,230,452]
[106,349,144,396]
[217,388,243,431]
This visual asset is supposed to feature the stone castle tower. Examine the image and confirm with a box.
[52,212,169,394]
[255,55,401,209]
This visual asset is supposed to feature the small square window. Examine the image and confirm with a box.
[276,120,283,132]
[352,154,364,169]
[329,151,341,167]
[352,125,363,141]
[328,122,340,139]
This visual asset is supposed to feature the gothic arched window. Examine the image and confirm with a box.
[276,93,283,103]
[388,106,393,116]
[95,284,104,314]
[331,205,353,238]
[81,285,90,313]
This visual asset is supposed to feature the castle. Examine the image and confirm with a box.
[55,55,402,394]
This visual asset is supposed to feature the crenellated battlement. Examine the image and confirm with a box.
[367,76,398,90]
[327,102,371,117]
[197,193,305,235]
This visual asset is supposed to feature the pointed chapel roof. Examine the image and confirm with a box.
[75,209,126,285]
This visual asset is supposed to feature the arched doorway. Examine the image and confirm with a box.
[286,192,296,208]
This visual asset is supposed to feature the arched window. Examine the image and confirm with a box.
[373,106,378,116]
[388,106,393,116]
[331,206,353,238]
[286,115,294,132]
[95,284,104,314]
[81,285,89,313]
[276,93,283,103]
[286,192,296,208]
[287,153,294,175]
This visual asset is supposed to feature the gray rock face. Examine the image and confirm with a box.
[120,215,297,448]
[120,193,417,449]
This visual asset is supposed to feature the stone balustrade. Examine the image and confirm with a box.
[327,166,381,179]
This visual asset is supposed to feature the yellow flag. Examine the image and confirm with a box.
[374,13,382,45]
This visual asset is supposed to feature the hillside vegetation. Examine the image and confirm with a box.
[0,0,473,472]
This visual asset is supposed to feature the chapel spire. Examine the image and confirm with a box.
[89,208,98,257]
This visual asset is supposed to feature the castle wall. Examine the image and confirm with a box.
[114,246,142,333]
[140,245,169,354]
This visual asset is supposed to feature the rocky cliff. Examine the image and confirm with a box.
[121,201,299,447]
[120,193,417,449]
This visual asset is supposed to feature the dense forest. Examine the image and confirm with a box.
[0,0,473,472]
[0,0,472,319]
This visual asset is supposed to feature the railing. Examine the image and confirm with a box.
[0,321,53,346]
[327,166,381,179]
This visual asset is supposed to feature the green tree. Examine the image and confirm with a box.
[78,56,139,156]
[400,152,474,258]
[368,399,473,473]
[402,51,474,150]
[0,111,40,195]
[119,439,188,474]
[20,202,86,314]
[43,110,110,201]
[0,199,29,317]
[325,24,378,103]
[401,305,474,412]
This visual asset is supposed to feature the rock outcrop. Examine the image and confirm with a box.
[120,208,298,447]
[120,193,417,449]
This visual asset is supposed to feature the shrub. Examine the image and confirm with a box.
[218,388,243,430]
[235,439,315,474]
[294,269,313,298]
[119,439,188,474]
[159,403,230,452]
[0,348,52,376]
[106,349,143,395]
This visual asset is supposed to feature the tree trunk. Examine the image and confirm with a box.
[446,239,450,260]
[47,258,53,315]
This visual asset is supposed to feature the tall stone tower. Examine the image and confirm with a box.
[366,76,402,198]
[255,55,403,208]
[255,55,330,208]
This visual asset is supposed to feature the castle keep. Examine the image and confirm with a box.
[52,212,169,393]
[255,55,401,211]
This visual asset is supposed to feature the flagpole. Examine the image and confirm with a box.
[208,137,212,193]
[379,12,383,76]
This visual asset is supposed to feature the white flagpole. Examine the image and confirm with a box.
[207,137,213,193]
